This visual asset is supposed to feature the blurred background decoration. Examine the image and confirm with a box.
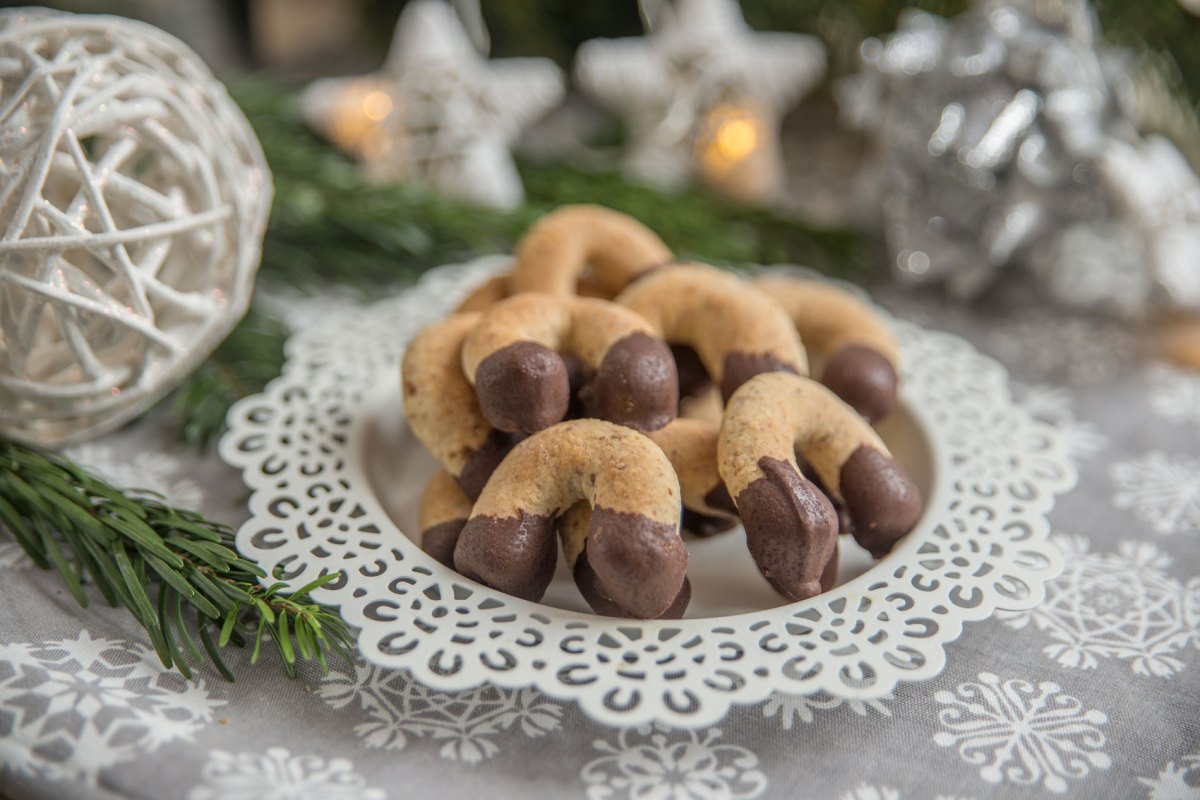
[840,1,1200,317]
[35,0,1199,259]
[300,0,563,208]
[574,0,826,203]
[8,0,1200,446]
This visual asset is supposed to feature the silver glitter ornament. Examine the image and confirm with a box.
[0,8,271,447]
[840,0,1200,316]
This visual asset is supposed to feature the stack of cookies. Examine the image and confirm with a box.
[401,205,921,619]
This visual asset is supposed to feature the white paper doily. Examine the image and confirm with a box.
[220,257,1075,728]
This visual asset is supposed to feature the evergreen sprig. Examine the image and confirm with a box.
[170,303,289,449]
[0,439,355,680]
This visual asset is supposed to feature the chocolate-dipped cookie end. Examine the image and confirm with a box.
[586,506,687,618]
[574,550,691,619]
[457,429,519,500]
[421,520,466,568]
[590,332,679,432]
[474,342,569,433]
[737,456,837,601]
[840,445,921,558]
[822,345,898,423]
[454,512,558,601]
[721,352,799,402]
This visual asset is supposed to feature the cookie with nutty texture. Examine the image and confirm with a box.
[719,373,921,600]
[510,204,673,297]
[646,418,737,537]
[402,313,516,500]
[461,293,678,434]
[419,470,473,568]
[754,275,901,422]
[454,420,686,619]
[617,263,808,401]
[455,272,612,314]
[456,274,512,313]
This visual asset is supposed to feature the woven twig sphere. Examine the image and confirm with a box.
[0,9,272,447]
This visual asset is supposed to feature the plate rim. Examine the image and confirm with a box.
[219,256,1075,727]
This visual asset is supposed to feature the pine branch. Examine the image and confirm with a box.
[169,302,289,449]
[0,439,355,680]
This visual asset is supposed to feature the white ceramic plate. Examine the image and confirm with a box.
[220,257,1075,727]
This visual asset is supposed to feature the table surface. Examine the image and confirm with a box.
[1,282,1198,800]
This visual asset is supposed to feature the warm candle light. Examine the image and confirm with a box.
[697,103,765,177]
[326,81,394,160]
[362,90,393,122]
[692,100,781,202]
[715,116,758,161]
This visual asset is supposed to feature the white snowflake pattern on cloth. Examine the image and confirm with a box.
[1140,753,1200,800]
[985,310,1136,385]
[933,672,1111,794]
[1111,451,1200,535]
[188,747,386,800]
[0,630,222,783]
[581,723,767,800]
[0,539,32,570]
[762,691,892,729]
[842,786,901,800]
[1149,365,1200,427]
[1000,535,1200,676]
[840,786,976,800]
[1014,383,1110,461]
[66,443,205,509]
[317,661,561,763]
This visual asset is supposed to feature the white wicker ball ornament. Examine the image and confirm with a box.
[0,8,272,447]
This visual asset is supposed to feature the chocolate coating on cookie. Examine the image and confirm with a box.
[421,520,466,568]
[583,332,678,431]
[752,276,901,422]
[721,352,799,402]
[821,541,840,593]
[765,539,840,598]
[703,483,737,516]
[587,507,689,619]
[719,373,921,595]
[671,343,711,400]
[737,456,838,600]
[617,263,808,401]
[462,294,677,433]
[457,429,520,499]
[822,346,898,424]
[454,420,685,616]
[474,341,570,434]
[455,512,559,601]
[799,457,853,536]
[575,549,691,618]
[839,444,921,558]
[419,470,475,569]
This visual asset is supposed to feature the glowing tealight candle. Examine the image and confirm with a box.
[694,100,780,202]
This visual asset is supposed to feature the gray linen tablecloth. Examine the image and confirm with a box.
[1,284,1198,800]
